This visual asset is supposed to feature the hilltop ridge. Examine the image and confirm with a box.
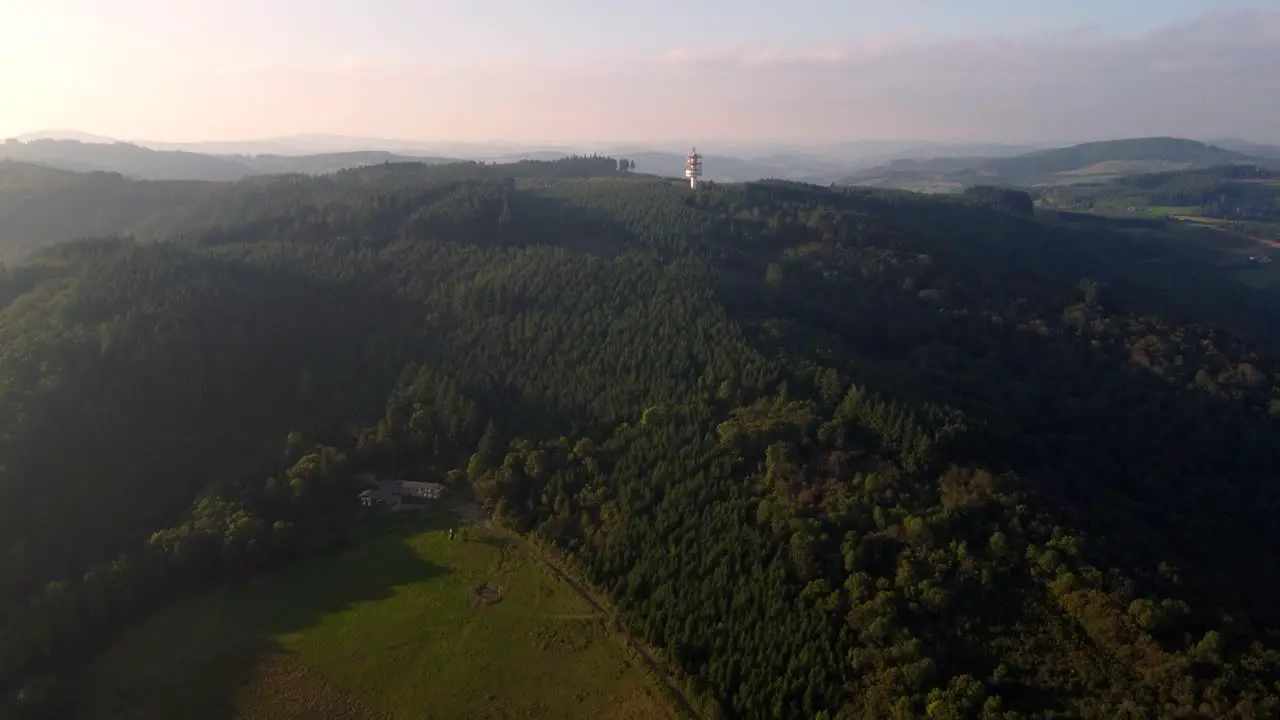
[13,132,1279,188]
[842,137,1274,191]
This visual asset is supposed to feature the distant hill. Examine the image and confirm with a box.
[595,151,851,183]
[233,151,454,175]
[842,137,1274,192]
[14,131,1029,185]
[9,132,1279,191]
[480,144,1038,184]
[0,139,454,182]
[0,156,633,262]
[806,140,1039,166]
[0,161,210,261]
[433,148,863,183]
[1210,138,1280,160]
[0,137,853,184]
[839,156,998,192]
[1031,164,1280,280]
[985,138,1254,181]
[13,129,119,144]
[1035,163,1280,222]
[1,139,252,181]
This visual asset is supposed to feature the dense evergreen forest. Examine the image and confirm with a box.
[2,156,1280,718]
[0,161,210,262]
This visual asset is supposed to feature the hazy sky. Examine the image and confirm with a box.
[2,0,1278,144]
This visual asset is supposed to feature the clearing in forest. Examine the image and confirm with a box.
[73,513,672,720]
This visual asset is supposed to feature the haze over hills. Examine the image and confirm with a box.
[0,139,454,183]
[14,129,1045,162]
[12,130,120,145]
[842,137,1280,192]
[4,130,1053,184]
[1210,138,1280,160]
[8,131,1280,189]
[0,161,213,263]
[0,135,944,185]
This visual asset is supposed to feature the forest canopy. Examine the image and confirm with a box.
[1,157,1279,718]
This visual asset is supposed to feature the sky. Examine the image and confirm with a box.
[1,0,1279,145]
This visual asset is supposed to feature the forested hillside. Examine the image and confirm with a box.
[2,158,1279,718]
[0,162,209,262]
[842,137,1276,193]
[0,156,636,263]
[0,139,454,182]
[0,139,252,181]
[988,138,1252,182]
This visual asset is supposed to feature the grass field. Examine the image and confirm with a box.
[73,511,674,720]
[1140,205,1203,217]
[1052,160,1195,182]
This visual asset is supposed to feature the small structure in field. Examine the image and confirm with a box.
[356,474,446,508]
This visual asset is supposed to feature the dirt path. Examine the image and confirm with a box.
[454,504,702,720]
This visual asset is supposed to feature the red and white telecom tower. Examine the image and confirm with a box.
[685,148,703,189]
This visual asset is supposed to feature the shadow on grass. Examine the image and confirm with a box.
[228,519,451,635]
[74,520,450,720]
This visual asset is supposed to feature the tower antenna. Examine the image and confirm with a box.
[685,147,703,189]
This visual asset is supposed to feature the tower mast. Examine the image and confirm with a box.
[685,147,703,189]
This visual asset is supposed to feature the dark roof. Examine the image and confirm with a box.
[359,487,400,504]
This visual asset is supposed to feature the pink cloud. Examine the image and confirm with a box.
[657,26,924,70]
[9,10,1280,145]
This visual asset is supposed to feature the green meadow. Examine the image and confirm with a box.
[73,512,673,720]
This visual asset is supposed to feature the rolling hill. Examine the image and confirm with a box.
[842,137,1275,192]
[1032,164,1280,289]
[1210,138,1280,160]
[2,132,1045,187]
[2,158,1280,718]
[0,139,257,181]
[0,137,854,186]
[0,155,632,263]
[233,151,455,176]
[0,161,211,262]
[0,139,453,183]
[19,132,1277,191]
[1035,164,1280,220]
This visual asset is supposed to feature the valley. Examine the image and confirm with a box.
[1034,164,1280,291]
